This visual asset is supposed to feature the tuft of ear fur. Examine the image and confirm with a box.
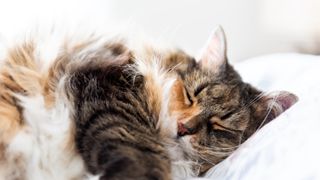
[198,26,227,74]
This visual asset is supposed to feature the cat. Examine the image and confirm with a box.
[165,28,298,174]
[62,26,298,179]
[0,26,297,180]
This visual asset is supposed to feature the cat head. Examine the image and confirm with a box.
[167,26,298,174]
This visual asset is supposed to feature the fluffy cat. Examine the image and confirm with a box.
[0,27,297,180]
[62,27,298,179]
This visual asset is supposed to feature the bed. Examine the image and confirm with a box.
[203,53,320,180]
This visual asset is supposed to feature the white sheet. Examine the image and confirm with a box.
[203,53,320,180]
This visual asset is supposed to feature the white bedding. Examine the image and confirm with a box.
[203,53,320,180]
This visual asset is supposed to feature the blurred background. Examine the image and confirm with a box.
[0,0,320,62]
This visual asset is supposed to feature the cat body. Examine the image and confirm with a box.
[0,27,297,180]
[0,34,191,180]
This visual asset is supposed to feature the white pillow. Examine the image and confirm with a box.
[204,53,320,180]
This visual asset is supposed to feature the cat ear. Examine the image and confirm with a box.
[198,26,227,73]
[243,91,298,141]
[262,91,298,123]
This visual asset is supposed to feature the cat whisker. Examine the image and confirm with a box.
[241,91,267,110]
[169,62,183,72]
[256,93,280,131]
[236,91,275,143]
[238,131,245,147]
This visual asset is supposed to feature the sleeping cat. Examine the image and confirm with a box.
[0,26,297,180]
[62,27,298,179]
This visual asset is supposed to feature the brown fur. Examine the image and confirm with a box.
[63,41,172,180]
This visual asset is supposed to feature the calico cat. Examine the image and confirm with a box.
[62,27,298,179]
[0,27,297,180]
[166,28,298,174]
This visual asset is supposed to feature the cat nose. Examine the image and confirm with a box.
[177,122,195,136]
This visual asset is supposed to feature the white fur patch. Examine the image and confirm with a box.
[3,94,86,180]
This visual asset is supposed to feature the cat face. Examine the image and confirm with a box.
[168,27,298,174]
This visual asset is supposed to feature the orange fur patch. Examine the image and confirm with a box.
[42,55,69,108]
[169,80,201,123]
[0,42,44,152]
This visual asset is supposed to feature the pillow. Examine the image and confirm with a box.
[204,53,320,180]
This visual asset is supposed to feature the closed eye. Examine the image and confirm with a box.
[212,123,242,136]
[210,116,240,133]
[213,123,234,132]
[194,82,210,96]
[184,86,193,105]
[220,110,234,120]
[211,129,237,139]
[208,119,238,139]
